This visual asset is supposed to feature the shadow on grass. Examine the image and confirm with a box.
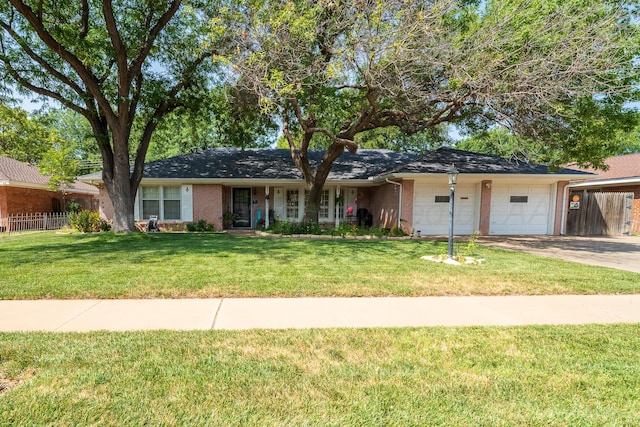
[3,232,444,266]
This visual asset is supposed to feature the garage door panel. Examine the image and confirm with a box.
[413,184,476,235]
[490,185,551,235]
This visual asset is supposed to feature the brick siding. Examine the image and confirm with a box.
[0,186,95,216]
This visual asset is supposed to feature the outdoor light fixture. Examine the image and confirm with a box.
[447,166,459,186]
[447,164,459,258]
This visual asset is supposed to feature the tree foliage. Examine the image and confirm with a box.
[36,108,103,174]
[0,0,225,231]
[457,99,640,168]
[226,0,638,221]
[0,103,84,191]
[142,86,278,161]
[0,104,52,163]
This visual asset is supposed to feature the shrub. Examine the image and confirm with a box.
[267,220,322,235]
[70,210,106,233]
[66,202,81,214]
[186,219,214,232]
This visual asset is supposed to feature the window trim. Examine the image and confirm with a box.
[139,186,183,221]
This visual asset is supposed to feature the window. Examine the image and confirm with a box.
[510,196,529,203]
[142,187,160,219]
[435,195,450,203]
[140,186,182,220]
[163,187,181,220]
[286,189,299,219]
[319,190,330,219]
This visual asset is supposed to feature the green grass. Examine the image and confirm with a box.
[0,231,638,299]
[1,324,639,426]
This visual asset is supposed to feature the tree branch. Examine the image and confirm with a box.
[6,0,116,123]
[79,0,89,38]
[128,0,182,80]
[102,0,129,120]
[0,18,86,98]
[0,55,87,117]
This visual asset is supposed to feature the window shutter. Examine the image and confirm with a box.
[273,187,285,220]
[181,185,193,222]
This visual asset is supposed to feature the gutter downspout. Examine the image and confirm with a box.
[386,178,402,230]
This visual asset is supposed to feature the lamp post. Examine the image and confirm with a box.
[447,165,459,258]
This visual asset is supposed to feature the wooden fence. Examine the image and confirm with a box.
[0,212,70,234]
[566,191,633,236]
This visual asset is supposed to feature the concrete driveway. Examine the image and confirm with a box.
[476,235,640,274]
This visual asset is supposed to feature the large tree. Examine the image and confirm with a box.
[0,0,224,232]
[226,0,638,222]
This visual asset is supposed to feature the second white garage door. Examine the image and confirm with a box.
[490,185,552,235]
[413,184,477,235]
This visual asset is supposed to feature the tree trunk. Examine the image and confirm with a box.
[297,142,346,223]
[102,128,138,233]
[303,182,322,222]
[107,179,136,232]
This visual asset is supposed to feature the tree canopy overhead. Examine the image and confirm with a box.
[226,0,638,221]
[0,0,225,231]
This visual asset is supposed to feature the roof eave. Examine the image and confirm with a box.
[378,172,590,181]
[569,176,640,188]
[130,177,378,186]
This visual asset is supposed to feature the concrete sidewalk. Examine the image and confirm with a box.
[1,295,639,332]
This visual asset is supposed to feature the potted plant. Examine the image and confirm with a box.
[222,210,237,229]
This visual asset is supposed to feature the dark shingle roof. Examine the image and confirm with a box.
[388,147,593,176]
[139,148,418,180]
[81,147,592,183]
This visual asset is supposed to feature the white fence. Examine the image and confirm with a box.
[0,212,70,234]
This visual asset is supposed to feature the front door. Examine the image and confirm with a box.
[232,188,251,227]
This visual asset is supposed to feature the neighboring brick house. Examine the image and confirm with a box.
[568,153,640,235]
[83,147,592,235]
[0,155,99,227]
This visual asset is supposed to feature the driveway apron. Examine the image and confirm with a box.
[477,235,640,274]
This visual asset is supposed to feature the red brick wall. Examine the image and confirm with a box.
[193,184,223,230]
[478,180,492,235]
[2,186,61,214]
[98,186,113,221]
[401,180,414,234]
[369,183,400,229]
[368,180,414,232]
[0,185,96,216]
[633,199,640,235]
[554,181,569,235]
[0,187,7,216]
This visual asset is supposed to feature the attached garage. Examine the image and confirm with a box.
[490,184,552,235]
[413,183,477,235]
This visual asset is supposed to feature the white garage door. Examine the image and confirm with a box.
[413,184,477,235]
[490,185,551,235]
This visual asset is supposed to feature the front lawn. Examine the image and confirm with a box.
[1,325,639,426]
[0,232,638,299]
